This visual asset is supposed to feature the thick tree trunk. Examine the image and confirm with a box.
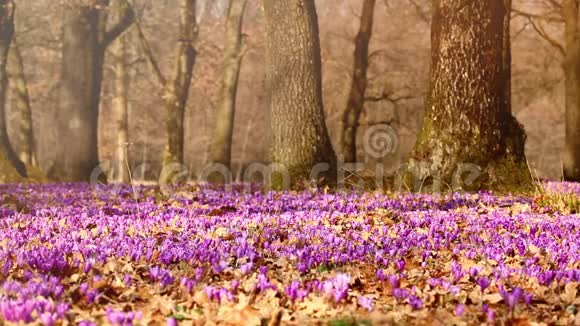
[263,0,337,189]
[161,0,197,174]
[407,0,530,191]
[563,0,580,181]
[51,5,103,182]
[0,0,26,178]
[112,1,130,184]
[51,1,133,182]
[7,40,36,167]
[210,0,247,171]
[340,0,375,163]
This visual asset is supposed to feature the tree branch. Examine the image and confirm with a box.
[122,0,166,86]
[512,7,566,55]
[102,4,135,48]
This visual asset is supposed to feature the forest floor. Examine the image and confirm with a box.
[0,182,578,325]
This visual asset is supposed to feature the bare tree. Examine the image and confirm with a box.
[209,0,248,172]
[133,0,198,183]
[514,0,579,181]
[111,0,131,183]
[49,0,134,182]
[0,0,26,177]
[7,39,36,167]
[407,0,530,191]
[562,0,580,181]
[340,0,376,163]
[263,0,337,189]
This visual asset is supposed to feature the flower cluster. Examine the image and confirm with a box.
[0,183,577,324]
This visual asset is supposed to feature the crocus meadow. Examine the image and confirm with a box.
[0,183,578,325]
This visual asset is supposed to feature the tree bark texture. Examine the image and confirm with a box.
[407,0,530,191]
[263,0,337,189]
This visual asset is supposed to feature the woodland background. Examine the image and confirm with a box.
[5,0,566,181]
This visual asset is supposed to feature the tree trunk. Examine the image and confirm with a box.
[407,0,530,191]
[51,5,103,181]
[7,39,36,167]
[112,1,131,184]
[502,0,512,114]
[210,0,247,171]
[263,0,337,189]
[340,0,375,163]
[563,0,580,181]
[0,0,26,178]
[161,0,197,174]
[50,1,133,182]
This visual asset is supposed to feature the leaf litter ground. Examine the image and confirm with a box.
[0,182,578,325]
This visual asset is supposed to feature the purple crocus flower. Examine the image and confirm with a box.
[455,304,465,316]
[409,295,423,310]
[469,266,482,278]
[78,321,96,326]
[477,277,490,292]
[376,269,387,282]
[322,274,350,303]
[388,274,400,288]
[239,262,254,275]
[357,296,373,311]
[524,293,533,305]
[499,286,524,311]
[487,309,495,321]
[395,260,406,272]
[392,288,410,302]
[39,312,57,326]
[285,280,308,302]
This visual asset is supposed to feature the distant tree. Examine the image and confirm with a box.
[515,0,579,181]
[263,0,337,189]
[407,0,530,191]
[111,0,131,183]
[340,0,376,163]
[50,0,134,182]
[134,0,198,184]
[7,39,36,167]
[0,0,26,178]
[210,0,248,173]
[562,0,580,181]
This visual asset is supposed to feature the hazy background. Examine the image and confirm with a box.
[7,0,564,180]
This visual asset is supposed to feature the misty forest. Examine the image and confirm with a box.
[0,0,579,325]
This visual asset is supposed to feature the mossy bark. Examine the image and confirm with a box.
[264,0,337,190]
[406,0,531,192]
